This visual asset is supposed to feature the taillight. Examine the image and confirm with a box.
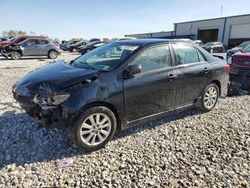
[226,64,231,73]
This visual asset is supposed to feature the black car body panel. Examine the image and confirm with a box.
[13,39,229,130]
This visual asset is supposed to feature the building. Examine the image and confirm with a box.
[125,14,250,48]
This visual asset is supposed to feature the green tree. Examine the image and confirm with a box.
[2,30,28,37]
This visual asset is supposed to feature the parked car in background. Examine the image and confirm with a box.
[89,38,101,43]
[63,41,88,52]
[203,42,225,53]
[226,41,250,60]
[194,40,203,46]
[78,41,106,54]
[13,39,229,151]
[61,39,83,51]
[1,38,61,60]
[111,37,137,41]
[0,35,48,50]
[228,44,250,95]
[0,37,8,42]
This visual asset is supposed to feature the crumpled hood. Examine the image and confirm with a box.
[16,60,99,91]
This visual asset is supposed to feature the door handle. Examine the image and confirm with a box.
[168,74,177,80]
[203,67,209,74]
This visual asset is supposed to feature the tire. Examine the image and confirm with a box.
[11,51,21,60]
[71,106,117,152]
[48,50,58,59]
[198,83,219,112]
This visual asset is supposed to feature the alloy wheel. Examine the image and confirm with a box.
[204,86,218,109]
[80,113,112,146]
[49,51,58,59]
[11,52,21,60]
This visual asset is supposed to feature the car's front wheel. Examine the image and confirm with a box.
[48,50,58,59]
[72,106,117,152]
[199,83,219,112]
[11,51,21,60]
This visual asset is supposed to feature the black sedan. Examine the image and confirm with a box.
[78,41,106,54]
[13,39,229,151]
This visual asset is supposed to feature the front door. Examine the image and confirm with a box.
[22,39,40,56]
[123,44,179,122]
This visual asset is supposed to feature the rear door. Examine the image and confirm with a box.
[172,43,211,107]
[37,39,50,55]
[123,44,179,122]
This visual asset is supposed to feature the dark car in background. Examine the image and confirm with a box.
[89,38,101,43]
[78,41,106,54]
[13,39,229,151]
[63,41,87,52]
[1,38,61,59]
[228,44,250,95]
[226,41,250,60]
[60,39,83,51]
[0,37,8,42]
[203,42,226,53]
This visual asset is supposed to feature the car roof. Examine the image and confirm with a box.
[114,38,196,46]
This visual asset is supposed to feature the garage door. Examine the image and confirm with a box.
[230,24,250,39]
[197,29,219,43]
[229,24,250,48]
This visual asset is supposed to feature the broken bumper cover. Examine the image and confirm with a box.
[12,86,73,129]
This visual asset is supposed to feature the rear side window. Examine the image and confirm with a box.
[173,44,205,65]
[132,45,172,73]
[39,39,49,45]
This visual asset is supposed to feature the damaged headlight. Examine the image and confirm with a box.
[33,83,70,108]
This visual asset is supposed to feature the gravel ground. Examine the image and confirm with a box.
[0,52,250,187]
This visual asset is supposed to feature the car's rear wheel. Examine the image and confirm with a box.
[11,51,21,60]
[72,106,117,152]
[48,50,58,59]
[199,83,219,112]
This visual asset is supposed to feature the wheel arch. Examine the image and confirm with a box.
[48,49,58,54]
[70,101,121,133]
[210,80,221,96]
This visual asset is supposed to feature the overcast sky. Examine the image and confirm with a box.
[0,0,250,40]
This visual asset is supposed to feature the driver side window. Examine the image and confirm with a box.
[131,45,172,73]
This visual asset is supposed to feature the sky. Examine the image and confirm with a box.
[0,0,250,40]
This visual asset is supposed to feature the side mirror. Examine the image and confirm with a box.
[126,64,141,77]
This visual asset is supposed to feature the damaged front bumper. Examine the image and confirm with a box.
[12,85,74,129]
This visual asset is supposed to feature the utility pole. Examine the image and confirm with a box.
[220,0,224,17]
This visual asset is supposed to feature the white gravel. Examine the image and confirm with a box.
[0,53,250,187]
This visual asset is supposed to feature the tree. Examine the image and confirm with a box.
[2,30,27,38]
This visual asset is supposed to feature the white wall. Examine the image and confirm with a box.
[175,18,225,41]
[223,15,250,44]
[126,31,173,38]
[175,15,250,46]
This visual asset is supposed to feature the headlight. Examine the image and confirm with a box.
[33,92,70,107]
[33,83,70,108]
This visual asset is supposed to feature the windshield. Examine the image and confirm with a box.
[238,41,250,48]
[205,42,214,46]
[72,43,140,71]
